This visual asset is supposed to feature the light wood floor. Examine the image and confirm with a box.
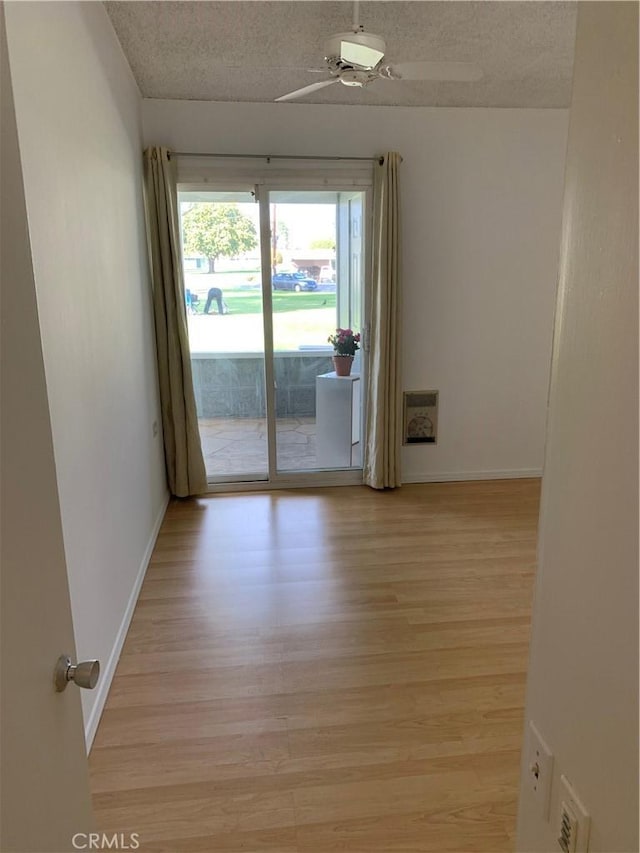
[89,479,540,852]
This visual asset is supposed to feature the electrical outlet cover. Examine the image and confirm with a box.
[527,721,554,819]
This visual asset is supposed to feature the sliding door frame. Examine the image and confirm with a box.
[178,172,372,493]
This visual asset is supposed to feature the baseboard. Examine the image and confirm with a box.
[204,470,541,491]
[403,469,542,484]
[84,490,170,750]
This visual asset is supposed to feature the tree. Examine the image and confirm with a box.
[181,203,258,273]
[310,238,336,250]
[269,207,290,275]
[276,220,290,249]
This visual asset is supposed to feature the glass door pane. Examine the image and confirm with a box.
[268,190,366,474]
[178,190,268,482]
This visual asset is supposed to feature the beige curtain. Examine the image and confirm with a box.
[143,147,207,497]
[363,152,403,489]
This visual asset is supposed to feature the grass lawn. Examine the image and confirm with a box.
[191,291,336,316]
[186,284,339,352]
[187,307,337,352]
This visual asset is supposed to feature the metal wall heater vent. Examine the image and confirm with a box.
[403,391,438,445]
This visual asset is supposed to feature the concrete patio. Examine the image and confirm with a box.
[198,416,318,478]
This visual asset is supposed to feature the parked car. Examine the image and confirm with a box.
[272,272,318,292]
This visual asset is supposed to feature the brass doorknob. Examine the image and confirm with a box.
[54,655,100,692]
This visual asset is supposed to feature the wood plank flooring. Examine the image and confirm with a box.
[89,479,540,852]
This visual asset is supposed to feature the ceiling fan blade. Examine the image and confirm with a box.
[208,65,329,72]
[384,61,483,82]
[275,79,338,102]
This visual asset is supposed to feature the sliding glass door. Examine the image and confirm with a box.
[268,190,365,475]
[178,183,368,486]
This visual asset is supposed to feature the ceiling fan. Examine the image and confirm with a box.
[275,0,483,103]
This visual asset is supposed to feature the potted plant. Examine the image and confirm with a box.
[328,328,360,377]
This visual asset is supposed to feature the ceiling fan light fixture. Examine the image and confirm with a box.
[341,38,384,69]
[325,31,386,70]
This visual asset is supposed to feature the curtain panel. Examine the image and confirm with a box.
[143,147,207,497]
[363,152,403,489]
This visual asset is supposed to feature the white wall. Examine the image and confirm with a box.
[5,2,168,744]
[516,3,638,851]
[143,100,568,481]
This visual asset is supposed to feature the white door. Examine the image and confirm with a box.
[1,9,94,850]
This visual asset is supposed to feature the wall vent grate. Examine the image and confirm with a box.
[403,390,438,444]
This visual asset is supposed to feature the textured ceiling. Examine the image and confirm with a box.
[105,1,577,108]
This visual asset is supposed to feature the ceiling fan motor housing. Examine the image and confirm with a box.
[338,69,374,88]
[325,30,386,70]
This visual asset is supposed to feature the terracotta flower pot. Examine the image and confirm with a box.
[332,355,354,377]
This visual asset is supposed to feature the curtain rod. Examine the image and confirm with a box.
[172,151,384,164]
